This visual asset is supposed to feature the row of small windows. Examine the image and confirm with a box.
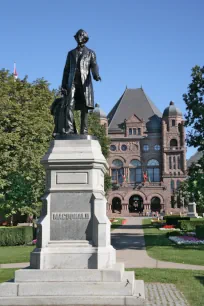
[111,159,160,183]
[110,144,161,152]
[143,144,160,151]
[129,128,141,135]
[169,156,181,169]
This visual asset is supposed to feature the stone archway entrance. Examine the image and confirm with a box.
[151,197,161,212]
[129,195,143,213]
[112,197,122,213]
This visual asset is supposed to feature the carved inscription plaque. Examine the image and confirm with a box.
[52,212,90,220]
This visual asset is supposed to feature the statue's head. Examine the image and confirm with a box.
[74,29,89,45]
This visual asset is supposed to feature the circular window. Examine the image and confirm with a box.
[154,145,161,151]
[110,145,116,151]
[143,144,149,151]
[121,144,127,151]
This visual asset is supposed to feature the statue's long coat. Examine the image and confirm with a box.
[62,46,99,110]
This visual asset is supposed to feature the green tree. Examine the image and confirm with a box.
[0,70,55,219]
[182,65,204,212]
[183,65,204,152]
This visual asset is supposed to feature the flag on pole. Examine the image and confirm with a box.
[13,62,18,80]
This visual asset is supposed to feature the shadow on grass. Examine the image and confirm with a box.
[195,276,204,286]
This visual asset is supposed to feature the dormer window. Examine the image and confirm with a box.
[138,128,141,135]
[129,128,132,135]
[133,128,136,135]
[172,120,175,126]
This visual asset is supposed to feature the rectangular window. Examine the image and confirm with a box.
[111,169,117,181]
[153,168,160,182]
[133,128,136,135]
[173,156,176,169]
[178,156,181,169]
[129,128,132,135]
[118,168,124,184]
[171,180,174,191]
[171,196,175,208]
[169,156,172,169]
[130,168,135,183]
[147,168,160,182]
[129,168,142,183]
[136,168,142,183]
[172,120,175,126]
[147,168,153,182]
[138,128,141,135]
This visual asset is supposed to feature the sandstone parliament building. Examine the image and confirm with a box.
[94,88,187,216]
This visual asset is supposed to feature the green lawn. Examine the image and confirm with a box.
[130,268,204,306]
[1,268,203,306]
[0,246,34,264]
[0,269,16,283]
[143,219,204,266]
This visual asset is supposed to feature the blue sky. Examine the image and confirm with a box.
[1,0,203,158]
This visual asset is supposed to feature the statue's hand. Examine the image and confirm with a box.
[94,76,101,82]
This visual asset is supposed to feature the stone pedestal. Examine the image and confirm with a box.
[187,202,198,218]
[0,138,145,305]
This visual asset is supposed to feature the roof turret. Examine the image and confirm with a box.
[163,101,182,117]
[93,103,107,119]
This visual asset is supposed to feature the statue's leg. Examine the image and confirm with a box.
[80,104,88,134]
[65,86,76,134]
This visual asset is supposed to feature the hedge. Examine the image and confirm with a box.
[164,216,190,226]
[0,226,33,246]
[196,225,204,239]
[178,220,204,232]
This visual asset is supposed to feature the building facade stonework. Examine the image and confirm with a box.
[93,88,187,216]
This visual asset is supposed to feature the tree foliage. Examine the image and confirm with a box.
[183,65,204,151]
[0,70,111,219]
[0,70,55,218]
[181,65,204,212]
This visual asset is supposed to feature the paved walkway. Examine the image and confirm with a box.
[145,283,188,306]
[111,217,204,270]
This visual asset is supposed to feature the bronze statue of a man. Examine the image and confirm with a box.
[60,29,101,135]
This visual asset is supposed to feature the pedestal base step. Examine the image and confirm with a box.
[15,263,124,283]
[0,264,145,305]
[0,282,145,306]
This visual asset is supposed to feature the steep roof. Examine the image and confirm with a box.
[107,88,162,132]
[187,151,203,168]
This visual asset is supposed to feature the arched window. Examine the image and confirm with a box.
[147,159,160,182]
[111,159,124,184]
[170,139,178,147]
[129,159,142,183]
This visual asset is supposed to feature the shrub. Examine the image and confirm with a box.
[196,225,204,239]
[163,215,180,220]
[164,216,190,226]
[179,220,204,232]
[0,226,33,246]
